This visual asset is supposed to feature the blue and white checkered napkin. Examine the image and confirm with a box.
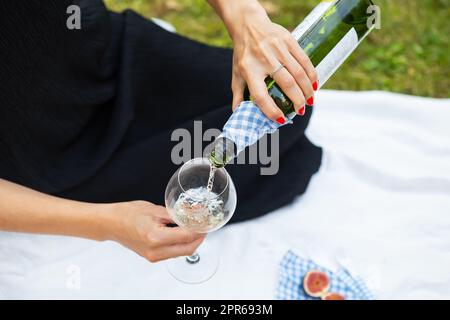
[276,250,374,300]
[218,101,291,154]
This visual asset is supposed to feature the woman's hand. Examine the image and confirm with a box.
[209,0,318,123]
[107,201,206,263]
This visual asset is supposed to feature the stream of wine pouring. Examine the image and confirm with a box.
[206,165,217,194]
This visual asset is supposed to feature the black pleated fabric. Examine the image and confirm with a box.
[0,0,322,223]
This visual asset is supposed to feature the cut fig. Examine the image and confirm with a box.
[322,292,346,300]
[303,270,330,298]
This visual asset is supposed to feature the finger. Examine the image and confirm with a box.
[157,225,205,245]
[287,37,318,89]
[246,76,285,124]
[151,205,175,224]
[152,236,206,261]
[231,75,245,111]
[278,47,314,108]
[272,66,306,114]
[150,206,204,244]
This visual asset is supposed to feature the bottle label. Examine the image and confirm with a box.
[316,27,359,85]
[291,1,334,40]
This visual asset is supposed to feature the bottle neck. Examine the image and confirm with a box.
[208,137,237,168]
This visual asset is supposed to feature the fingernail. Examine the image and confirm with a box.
[276,117,286,125]
[313,81,318,91]
[298,105,306,116]
[307,96,314,106]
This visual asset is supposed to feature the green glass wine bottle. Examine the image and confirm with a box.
[244,0,376,119]
[209,0,377,168]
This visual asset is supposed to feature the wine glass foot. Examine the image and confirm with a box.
[166,250,219,284]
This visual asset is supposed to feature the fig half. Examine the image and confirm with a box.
[303,270,330,298]
[322,292,346,300]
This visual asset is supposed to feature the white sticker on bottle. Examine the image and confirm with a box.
[291,1,334,40]
[316,27,359,85]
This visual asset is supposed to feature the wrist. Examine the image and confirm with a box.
[94,202,125,242]
[209,0,268,41]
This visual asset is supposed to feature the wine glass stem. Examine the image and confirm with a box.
[185,252,200,264]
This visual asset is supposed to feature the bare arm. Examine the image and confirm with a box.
[0,179,204,262]
[0,178,112,240]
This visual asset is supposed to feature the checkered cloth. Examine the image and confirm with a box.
[276,250,374,300]
[218,101,292,154]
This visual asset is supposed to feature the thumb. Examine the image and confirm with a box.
[231,75,245,111]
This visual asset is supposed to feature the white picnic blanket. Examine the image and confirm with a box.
[1,90,449,299]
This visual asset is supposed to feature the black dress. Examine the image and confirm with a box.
[0,0,321,223]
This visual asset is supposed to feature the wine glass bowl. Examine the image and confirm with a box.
[165,158,236,233]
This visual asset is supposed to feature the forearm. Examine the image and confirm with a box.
[0,179,115,241]
[207,0,268,41]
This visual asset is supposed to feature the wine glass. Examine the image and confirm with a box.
[164,158,237,284]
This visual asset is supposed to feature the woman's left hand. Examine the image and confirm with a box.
[209,0,318,123]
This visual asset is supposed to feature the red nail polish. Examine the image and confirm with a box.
[307,97,314,106]
[313,81,318,91]
[276,117,285,125]
[298,106,306,116]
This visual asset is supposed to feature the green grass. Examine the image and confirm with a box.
[105,0,450,98]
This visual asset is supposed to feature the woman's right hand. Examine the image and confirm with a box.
[107,201,206,263]
[208,0,318,123]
